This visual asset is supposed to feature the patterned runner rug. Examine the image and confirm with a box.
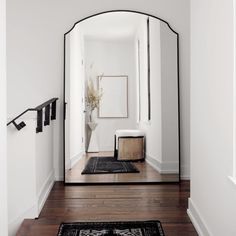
[58,221,165,236]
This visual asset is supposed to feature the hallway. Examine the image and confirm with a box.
[17,181,197,236]
[65,152,179,183]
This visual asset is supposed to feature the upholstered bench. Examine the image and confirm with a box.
[114,129,145,161]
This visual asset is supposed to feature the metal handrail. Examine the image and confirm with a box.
[7,98,58,132]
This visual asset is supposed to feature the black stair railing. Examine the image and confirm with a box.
[7,98,58,133]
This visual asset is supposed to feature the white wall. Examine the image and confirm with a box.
[6,0,190,181]
[138,18,162,168]
[189,0,236,235]
[36,124,55,205]
[85,39,137,150]
[160,22,179,172]
[64,34,71,170]
[136,18,149,122]
[65,28,85,170]
[139,19,179,174]
[7,120,37,235]
[7,118,55,236]
[0,0,8,235]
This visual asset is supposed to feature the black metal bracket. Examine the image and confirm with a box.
[44,104,50,126]
[51,100,57,120]
[36,109,43,133]
[12,121,26,130]
[7,98,58,133]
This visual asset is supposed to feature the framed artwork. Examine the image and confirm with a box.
[98,75,128,118]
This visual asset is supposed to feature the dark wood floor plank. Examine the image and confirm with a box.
[17,181,198,236]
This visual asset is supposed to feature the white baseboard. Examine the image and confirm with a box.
[181,164,190,180]
[37,170,55,215]
[8,204,38,236]
[187,198,211,236]
[54,167,64,181]
[70,151,84,169]
[99,146,113,152]
[146,154,179,174]
[55,175,64,181]
[8,171,55,236]
[181,175,190,180]
[146,155,162,172]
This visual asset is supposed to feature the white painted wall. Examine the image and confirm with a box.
[0,0,8,235]
[6,0,190,182]
[64,34,71,170]
[139,19,179,174]
[65,28,85,170]
[160,22,179,172]
[36,124,55,210]
[98,76,128,118]
[189,0,236,235]
[5,1,190,233]
[136,18,149,122]
[69,30,83,160]
[138,18,162,168]
[7,118,55,236]
[84,39,137,150]
[7,120,38,236]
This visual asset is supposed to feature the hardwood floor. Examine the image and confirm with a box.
[17,181,198,236]
[65,152,179,183]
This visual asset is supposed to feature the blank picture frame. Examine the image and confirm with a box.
[98,76,128,118]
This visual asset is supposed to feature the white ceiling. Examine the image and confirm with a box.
[77,12,148,41]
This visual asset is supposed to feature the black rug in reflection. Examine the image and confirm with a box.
[81,156,139,174]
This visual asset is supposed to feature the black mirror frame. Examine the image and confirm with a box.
[63,10,180,185]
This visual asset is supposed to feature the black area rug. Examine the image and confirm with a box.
[81,156,139,174]
[57,221,165,236]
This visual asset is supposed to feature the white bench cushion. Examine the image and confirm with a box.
[115,129,145,149]
[115,129,145,137]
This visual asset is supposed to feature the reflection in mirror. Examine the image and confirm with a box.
[98,76,128,118]
[64,11,179,184]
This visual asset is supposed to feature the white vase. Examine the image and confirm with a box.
[87,122,99,153]
[89,110,95,123]
[88,122,97,131]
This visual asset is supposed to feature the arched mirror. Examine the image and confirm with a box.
[63,11,180,184]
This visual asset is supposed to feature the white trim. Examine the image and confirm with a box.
[146,154,179,174]
[180,175,190,180]
[8,204,38,236]
[55,175,64,181]
[9,171,55,235]
[37,170,55,214]
[180,164,190,180]
[146,154,162,172]
[187,198,212,236]
[70,151,84,169]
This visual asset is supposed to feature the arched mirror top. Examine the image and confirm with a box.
[64,10,178,36]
